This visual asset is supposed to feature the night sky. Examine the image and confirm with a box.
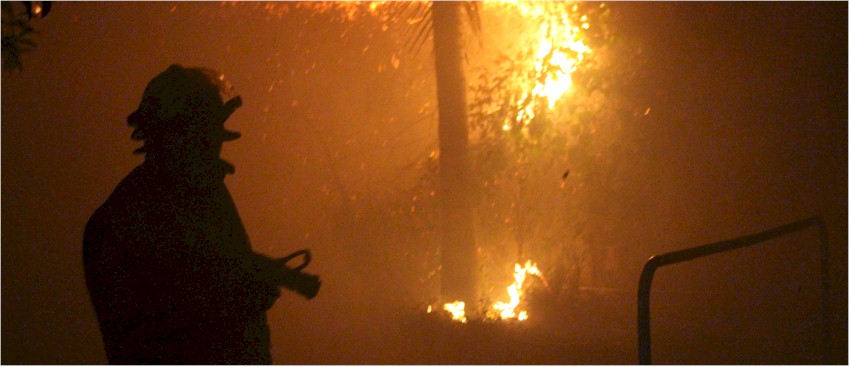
[2,2,847,364]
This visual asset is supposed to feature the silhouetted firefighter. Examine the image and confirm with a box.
[83,64,320,364]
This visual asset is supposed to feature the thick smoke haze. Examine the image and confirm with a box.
[2,2,846,364]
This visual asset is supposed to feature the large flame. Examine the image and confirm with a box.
[488,1,593,127]
[530,21,591,108]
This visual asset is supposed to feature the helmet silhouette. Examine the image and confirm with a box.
[127,64,242,154]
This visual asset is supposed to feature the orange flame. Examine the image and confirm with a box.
[492,260,542,320]
[484,1,594,129]
[443,301,467,323]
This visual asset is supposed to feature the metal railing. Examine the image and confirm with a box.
[637,216,830,364]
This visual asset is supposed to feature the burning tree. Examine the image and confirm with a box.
[467,1,609,308]
[407,1,620,319]
[416,1,647,319]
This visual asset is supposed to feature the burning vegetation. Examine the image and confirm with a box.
[239,0,629,324]
[205,2,652,338]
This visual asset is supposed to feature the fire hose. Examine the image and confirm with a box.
[276,249,321,300]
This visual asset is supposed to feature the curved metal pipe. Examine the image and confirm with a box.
[637,216,830,364]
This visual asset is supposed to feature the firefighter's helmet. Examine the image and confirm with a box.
[127,64,242,154]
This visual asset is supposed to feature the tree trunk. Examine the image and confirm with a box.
[432,2,477,306]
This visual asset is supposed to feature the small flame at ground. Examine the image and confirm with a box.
[492,260,543,320]
[443,301,467,323]
[439,260,544,323]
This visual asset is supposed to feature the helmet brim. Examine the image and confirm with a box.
[217,96,242,141]
[220,129,242,141]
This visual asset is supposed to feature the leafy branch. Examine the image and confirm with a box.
[2,2,50,72]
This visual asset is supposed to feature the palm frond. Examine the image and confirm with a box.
[1,2,47,72]
[393,1,483,58]
[392,1,432,57]
[403,4,433,57]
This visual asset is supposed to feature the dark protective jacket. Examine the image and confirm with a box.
[83,159,281,364]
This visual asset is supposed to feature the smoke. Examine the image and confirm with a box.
[1,2,845,364]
